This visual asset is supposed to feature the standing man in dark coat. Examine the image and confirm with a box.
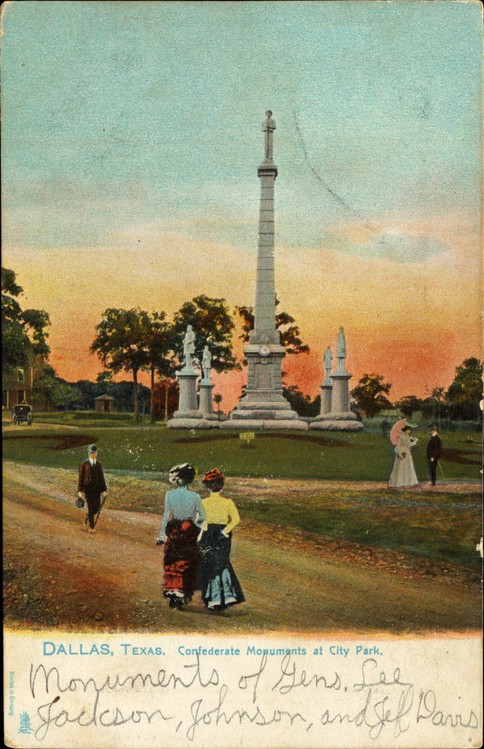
[426,426,443,486]
[78,444,108,533]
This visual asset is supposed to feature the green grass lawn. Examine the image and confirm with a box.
[26,411,144,427]
[2,425,481,481]
[235,489,481,569]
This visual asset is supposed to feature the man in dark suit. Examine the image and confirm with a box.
[78,444,108,533]
[426,426,443,486]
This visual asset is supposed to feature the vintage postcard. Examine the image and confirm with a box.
[2,1,482,748]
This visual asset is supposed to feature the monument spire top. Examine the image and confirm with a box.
[261,110,276,162]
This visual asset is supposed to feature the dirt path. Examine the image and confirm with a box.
[3,466,481,635]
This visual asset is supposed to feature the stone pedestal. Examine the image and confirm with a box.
[167,368,204,428]
[199,380,217,420]
[320,383,332,415]
[225,342,308,429]
[330,371,352,414]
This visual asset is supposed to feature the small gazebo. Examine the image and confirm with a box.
[94,394,116,413]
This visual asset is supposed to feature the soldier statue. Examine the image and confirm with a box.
[337,327,347,371]
[323,346,333,382]
[183,325,196,369]
[262,110,276,160]
[202,345,212,381]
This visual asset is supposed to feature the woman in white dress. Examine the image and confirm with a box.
[388,425,420,489]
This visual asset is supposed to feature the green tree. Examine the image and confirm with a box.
[152,378,179,421]
[423,386,447,427]
[74,379,98,409]
[446,357,483,421]
[145,312,178,422]
[33,366,80,410]
[395,395,423,418]
[282,384,320,417]
[172,295,240,373]
[213,392,223,420]
[235,301,310,355]
[2,267,50,372]
[351,373,392,418]
[102,380,150,414]
[90,308,152,422]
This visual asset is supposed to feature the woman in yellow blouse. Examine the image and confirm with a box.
[199,468,245,611]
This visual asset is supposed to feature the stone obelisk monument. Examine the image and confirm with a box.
[227,111,307,429]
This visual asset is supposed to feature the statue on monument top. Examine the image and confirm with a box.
[336,326,347,372]
[262,110,276,161]
[202,345,212,381]
[323,346,333,383]
[183,325,196,370]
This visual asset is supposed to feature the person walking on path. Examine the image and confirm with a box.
[388,425,420,489]
[427,425,443,486]
[157,463,206,610]
[199,468,245,612]
[77,444,108,534]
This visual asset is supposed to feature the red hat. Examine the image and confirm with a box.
[203,468,225,482]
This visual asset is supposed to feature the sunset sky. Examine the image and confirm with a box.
[2,1,482,410]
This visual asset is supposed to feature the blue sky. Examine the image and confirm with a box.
[3,1,481,255]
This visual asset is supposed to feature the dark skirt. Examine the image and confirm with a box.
[199,524,245,610]
[163,519,200,603]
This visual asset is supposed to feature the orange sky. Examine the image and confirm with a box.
[6,212,481,413]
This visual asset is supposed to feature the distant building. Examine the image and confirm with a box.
[94,394,116,413]
[378,409,401,419]
[2,367,34,408]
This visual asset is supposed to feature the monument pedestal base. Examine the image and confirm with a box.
[227,390,307,429]
[221,418,308,430]
[166,418,219,429]
[311,412,364,431]
[199,380,217,419]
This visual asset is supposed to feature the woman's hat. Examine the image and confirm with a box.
[203,468,225,482]
[168,463,196,485]
[88,444,98,453]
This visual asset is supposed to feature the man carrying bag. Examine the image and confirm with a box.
[77,444,108,534]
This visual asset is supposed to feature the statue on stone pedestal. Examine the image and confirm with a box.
[202,345,212,381]
[337,327,347,371]
[323,346,333,382]
[262,110,276,161]
[183,325,196,369]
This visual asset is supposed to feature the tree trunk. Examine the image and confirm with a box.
[133,369,139,423]
[165,380,169,421]
[150,367,155,423]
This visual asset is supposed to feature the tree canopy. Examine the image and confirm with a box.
[394,394,423,418]
[446,357,483,420]
[172,295,240,373]
[145,311,178,422]
[350,373,392,418]
[2,267,50,372]
[235,300,310,355]
[90,308,153,421]
[282,384,320,417]
[33,366,79,410]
